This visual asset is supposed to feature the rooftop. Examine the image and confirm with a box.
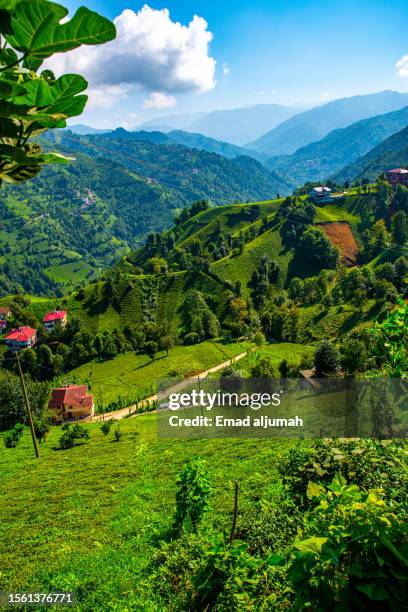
[48,385,93,409]
[386,168,408,174]
[5,326,37,342]
[311,186,332,194]
[43,310,67,322]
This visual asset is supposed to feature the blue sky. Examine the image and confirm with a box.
[58,0,408,128]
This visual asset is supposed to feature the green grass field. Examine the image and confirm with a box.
[0,417,296,609]
[69,340,253,406]
[232,342,315,375]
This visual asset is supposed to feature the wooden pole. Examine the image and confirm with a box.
[15,351,39,458]
[229,481,239,544]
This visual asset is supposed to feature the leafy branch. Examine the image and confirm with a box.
[0,0,115,185]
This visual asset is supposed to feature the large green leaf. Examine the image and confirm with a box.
[13,74,87,105]
[7,1,116,59]
[0,1,22,8]
[0,78,27,98]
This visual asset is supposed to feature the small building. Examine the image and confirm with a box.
[385,168,408,186]
[309,186,333,203]
[48,385,94,423]
[4,326,37,350]
[43,310,67,331]
[0,307,11,331]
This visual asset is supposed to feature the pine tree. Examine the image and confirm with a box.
[314,341,341,377]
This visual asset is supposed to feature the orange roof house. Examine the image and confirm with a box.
[48,384,94,423]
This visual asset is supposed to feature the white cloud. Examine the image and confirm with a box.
[46,4,216,96]
[396,54,408,76]
[85,84,131,109]
[222,62,230,77]
[143,92,177,109]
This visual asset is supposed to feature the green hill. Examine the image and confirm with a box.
[0,131,291,297]
[334,125,408,182]
[268,106,408,184]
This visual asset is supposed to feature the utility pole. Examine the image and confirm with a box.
[15,351,40,458]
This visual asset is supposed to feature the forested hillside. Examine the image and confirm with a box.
[334,125,408,182]
[0,132,290,296]
[267,105,408,184]
[248,90,408,155]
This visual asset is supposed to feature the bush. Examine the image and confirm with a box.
[191,535,261,611]
[100,420,113,436]
[173,459,212,533]
[314,340,341,377]
[285,474,408,610]
[4,423,24,448]
[114,425,122,442]
[220,366,243,391]
[279,439,408,507]
[250,356,277,378]
[59,423,90,450]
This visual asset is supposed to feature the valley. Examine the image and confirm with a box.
[0,16,407,607]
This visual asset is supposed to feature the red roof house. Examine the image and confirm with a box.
[385,168,408,186]
[4,326,37,350]
[43,310,67,330]
[48,385,94,423]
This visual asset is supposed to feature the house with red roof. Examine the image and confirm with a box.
[0,307,11,332]
[385,168,408,186]
[4,326,37,350]
[48,384,94,423]
[43,310,67,332]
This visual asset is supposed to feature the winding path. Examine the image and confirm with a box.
[88,349,252,422]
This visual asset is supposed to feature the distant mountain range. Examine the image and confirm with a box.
[137,111,207,132]
[334,125,408,183]
[267,105,408,184]
[248,91,408,156]
[137,103,301,145]
[65,123,112,135]
[103,128,265,161]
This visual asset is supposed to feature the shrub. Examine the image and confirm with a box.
[190,535,261,611]
[33,416,50,444]
[314,340,341,377]
[100,420,113,436]
[285,474,408,610]
[251,356,277,378]
[59,423,90,450]
[220,366,243,390]
[173,459,212,533]
[4,423,24,448]
[114,426,122,442]
[279,439,408,507]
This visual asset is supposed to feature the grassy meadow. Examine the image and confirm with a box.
[0,416,297,609]
[69,340,252,406]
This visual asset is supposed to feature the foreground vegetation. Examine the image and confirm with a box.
[1,417,407,610]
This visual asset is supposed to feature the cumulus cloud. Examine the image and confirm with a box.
[85,84,131,109]
[46,4,217,96]
[143,92,177,109]
[396,54,408,76]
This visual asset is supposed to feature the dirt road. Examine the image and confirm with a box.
[89,350,251,422]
